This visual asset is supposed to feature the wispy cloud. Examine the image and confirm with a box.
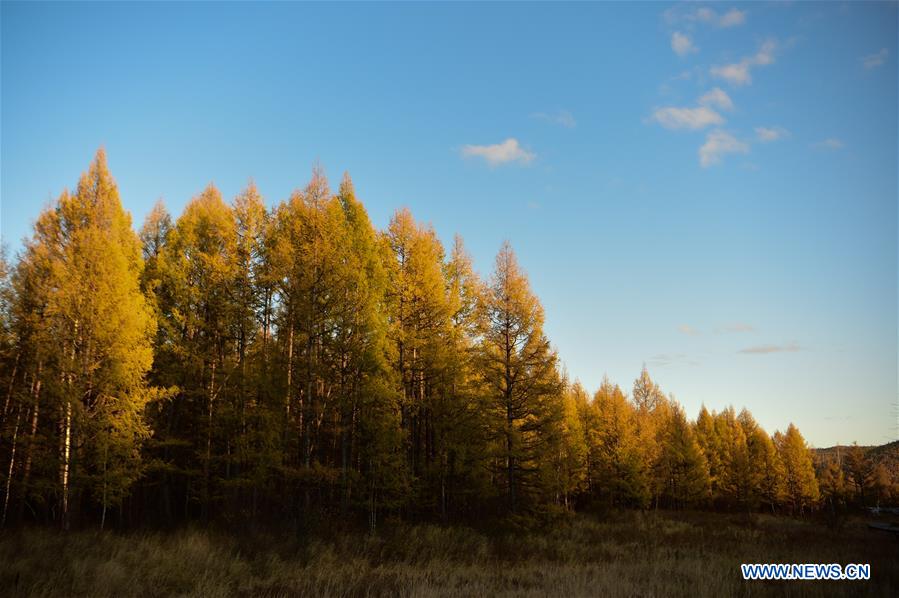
[531,110,576,128]
[698,87,734,111]
[861,48,888,70]
[717,8,747,28]
[461,138,535,166]
[699,129,749,167]
[648,353,701,367]
[755,126,790,142]
[651,106,724,130]
[711,40,777,86]
[822,415,853,422]
[717,322,755,333]
[710,63,750,86]
[738,342,801,354]
[812,138,844,150]
[678,324,701,336]
[671,32,698,57]
[753,40,777,66]
[665,7,747,29]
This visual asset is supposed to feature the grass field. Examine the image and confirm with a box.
[2,511,897,597]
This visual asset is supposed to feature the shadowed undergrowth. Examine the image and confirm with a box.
[2,511,897,597]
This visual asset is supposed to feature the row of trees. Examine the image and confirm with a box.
[573,373,824,514]
[817,444,896,512]
[0,151,888,531]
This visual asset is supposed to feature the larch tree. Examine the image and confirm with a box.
[267,169,407,528]
[476,242,563,514]
[0,148,848,529]
[631,367,674,507]
[0,246,28,527]
[436,235,491,518]
[585,377,650,508]
[541,379,587,510]
[738,408,774,510]
[2,233,54,528]
[694,406,722,501]
[714,407,752,508]
[333,174,405,522]
[843,443,874,507]
[155,184,239,522]
[753,426,785,513]
[382,208,453,512]
[7,150,156,529]
[655,402,710,508]
[817,455,848,513]
[268,169,354,518]
[219,182,275,519]
[775,424,820,514]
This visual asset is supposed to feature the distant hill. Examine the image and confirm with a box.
[814,440,899,483]
[867,440,899,476]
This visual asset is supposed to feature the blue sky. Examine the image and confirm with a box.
[2,2,896,447]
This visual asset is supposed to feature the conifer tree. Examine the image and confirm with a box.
[715,407,752,508]
[818,456,847,513]
[585,378,650,508]
[7,150,156,529]
[382,208,453,511]
[753,426,786,513]
[694,406,722,501]
[437,235,490,517]
[656,403,710,508]
[631,367,674,507]
[476,242,563,513]
[0,148,851,528]
[333,174,406,520]
[154,184,239,522]
[541,380,587,509]
[844,443,872,507]
[775,424,820,514]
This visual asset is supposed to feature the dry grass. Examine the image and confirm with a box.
[1,511,897,597]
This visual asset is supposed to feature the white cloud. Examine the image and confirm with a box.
[461,138,535,166]
[671,32,697,57]
[752,40,777,66]
[531,110,576,128]
[648,353,700,367]
[698,87,734,111]
[711,39,777,86]
[678,324,701,336]
[711,62,751,86]
[738,342,801,354]
[699,129,749,167]
[695,7,716,23]
[651,106,724,130]
[861,48,888,70]
[717,322,755,333]
[812,138,844,150]
[718,8,747,28]
[755,126,790,142]
[665,6,747,28]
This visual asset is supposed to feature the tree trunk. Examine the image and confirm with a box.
[17,365,41,524]
[285,314,294,424]
[100,443,108,531]
[204,358,216,522]
[61,321,78,531]
[504,322,516,514]
[1,405,22,527]
[1,351,19,422]
[61,397,72,531]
